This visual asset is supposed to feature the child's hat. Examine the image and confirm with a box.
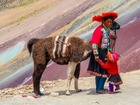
[112,52,120,61]
[107,51,120,62]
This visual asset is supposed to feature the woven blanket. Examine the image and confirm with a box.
[53,36,71,58]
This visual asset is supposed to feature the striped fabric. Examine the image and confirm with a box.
[53,36,71,58]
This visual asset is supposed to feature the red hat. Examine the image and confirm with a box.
[107,52,120,62]
[112,52,120,62]
[92,12,118,22]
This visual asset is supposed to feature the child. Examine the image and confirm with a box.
[96,51,123,94]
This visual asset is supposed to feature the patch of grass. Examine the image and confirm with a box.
[3,6,49,27]
[0,0,39,10]
[1,0,62,28]
[12,0,39,8]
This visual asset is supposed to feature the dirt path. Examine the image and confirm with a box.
[0,70,140,105]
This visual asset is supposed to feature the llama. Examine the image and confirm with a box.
[27,35,92,96]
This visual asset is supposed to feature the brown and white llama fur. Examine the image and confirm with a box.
[27,36,92,96]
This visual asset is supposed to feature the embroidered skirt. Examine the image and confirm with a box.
[87,48,109,78]
[108,74,123,85]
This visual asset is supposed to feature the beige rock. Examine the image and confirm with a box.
[49,92,59,97]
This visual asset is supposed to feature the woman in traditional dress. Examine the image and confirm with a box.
[87,12,118,94]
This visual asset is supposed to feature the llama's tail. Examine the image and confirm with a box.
[27,38,39,54]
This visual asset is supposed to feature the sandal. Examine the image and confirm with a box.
[96,90,99,93]
[115,87,120,91]
[108,91,114,94]
[98,90,106,94]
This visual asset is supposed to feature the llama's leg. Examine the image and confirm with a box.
[33,64,46,95]
[66,62,77,95]
[74,63,82,92]
[33,56,50,96]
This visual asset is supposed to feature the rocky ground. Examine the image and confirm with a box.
[0,69,140,105]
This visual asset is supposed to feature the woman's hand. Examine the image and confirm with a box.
[95,56,100,62]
